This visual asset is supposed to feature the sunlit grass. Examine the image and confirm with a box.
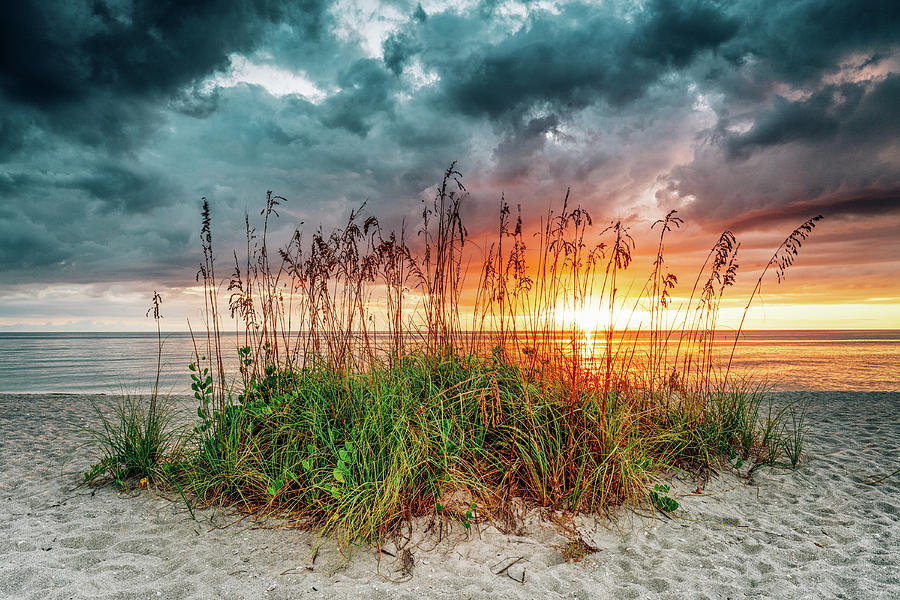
[87,163,821,548]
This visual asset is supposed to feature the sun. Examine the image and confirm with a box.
[553,300,610,333]
[553,297,658,334]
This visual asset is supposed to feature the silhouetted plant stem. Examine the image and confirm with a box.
[146,290,163,415]
[725,215,823,382]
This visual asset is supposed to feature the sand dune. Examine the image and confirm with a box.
[1,392,897,599]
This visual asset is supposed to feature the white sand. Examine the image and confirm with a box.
[1,392,898,599]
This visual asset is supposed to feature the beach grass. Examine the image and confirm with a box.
[174,359,789,547]
[87,163,821,547]
[83,392,179,488]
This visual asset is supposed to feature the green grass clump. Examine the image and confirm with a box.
[84,393,178,489]
[88,165,819,547]
[167,352,790,546]
[85,292,181,490]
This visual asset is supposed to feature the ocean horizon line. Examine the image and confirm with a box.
[2,328,899,335]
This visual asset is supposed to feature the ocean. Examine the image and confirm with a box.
[0,330,897,394]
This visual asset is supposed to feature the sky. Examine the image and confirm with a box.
[1,0,898,331]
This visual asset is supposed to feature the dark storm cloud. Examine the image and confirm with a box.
[723,74,900,159]
[0,0,330,154]
[493,114,560,180]
[2,157,177,214]
[72,162,179,213]
[383,30,421,76]
[640,0,900,237]
[362,0,746,201]
[0,156,191,285]
[725,191,900,233]
[0,0,332,285]
[661,71,900,228]
[719,0,900,87]
[320,59,396,135]
[722,84,862,159]
[1,0,898,308]
[0,0,321,107]
[0,217,68,270]
[0,114,27,160]
[169,86,222,119]
[409,0,739,119]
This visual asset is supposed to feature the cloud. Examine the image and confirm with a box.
[422,1,738,119]
[319,58,396,135]
[719,0,900,87]
[210,54,328,101]
[0,0,898,327]
[660,73,900,228]
[0,0,330,152]
[722,85,861,159]
[0,1,314,107]
[725,190,900,233]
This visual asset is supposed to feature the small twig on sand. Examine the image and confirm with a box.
[508,568,525,584]
[491,556,524,576]
[861,466,900,486]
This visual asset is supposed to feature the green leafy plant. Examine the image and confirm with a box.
[334,440,355,486]
[649,483,679,513]
[463,502,476,530]
[189,359,214,434]
[238,345,253,371]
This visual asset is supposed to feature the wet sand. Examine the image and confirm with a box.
[1,392,898,599]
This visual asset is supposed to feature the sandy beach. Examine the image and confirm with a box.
[1,391,897,599]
